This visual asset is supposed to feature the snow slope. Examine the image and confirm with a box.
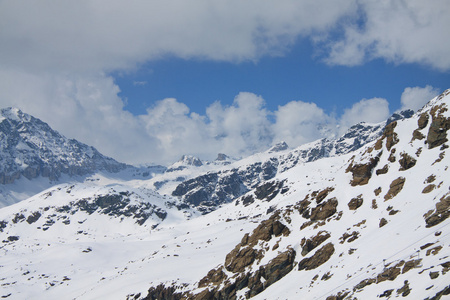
[0,90,449,299]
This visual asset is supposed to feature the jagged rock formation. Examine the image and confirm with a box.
[171,114,414,213]
[0,107,127,185]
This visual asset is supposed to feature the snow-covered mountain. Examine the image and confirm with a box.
[0,90,449,299]
[0,108,168,207]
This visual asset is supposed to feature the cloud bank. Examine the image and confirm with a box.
[0,1,448,164]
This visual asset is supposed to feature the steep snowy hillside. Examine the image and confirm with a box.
[135,89,450,299]
[0,90,449,300]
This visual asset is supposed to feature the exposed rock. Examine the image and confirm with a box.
[354,278,376,291]
[425,175,436,183]
[384,177,406,201]
[312,187,335,204]
[377,261,404,283]
[26,211,41,224]
[374,187,382,196]
[412,129,426,141]
[142,284,185,300]
[224,213,290,273]
[347,155,380,186]
[298,242,335,271]
[379,218,388,227]
[427,104,450,149]
[339,231,359,244]
[376,164,389,175]
[300,231,331,256]
[348,195,363,210]
[425,285,450,300]
[375,121,399,152]
[310,197,338,221]
[398,153,417,171]
[422,184,436,193]
[396,280,411,297]
[429,271,440,279]
[326,291,350,300]
[268,141,289,153]
[198,267,226,288]
[254,180,285,202]
[418,112,430,129]
[425,193,450,227]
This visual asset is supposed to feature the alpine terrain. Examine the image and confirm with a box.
[0,89,449,299]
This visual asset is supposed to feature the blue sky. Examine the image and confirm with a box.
[115,41,449,117]
[0,1,449,164]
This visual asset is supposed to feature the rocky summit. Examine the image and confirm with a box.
[0,90,449,299]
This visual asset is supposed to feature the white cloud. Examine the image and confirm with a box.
[339,97,390,135]
[0,1,448,164]
[400,85,440,111]
[323,0,450,70]
[0,0,356,73]
[273,101,335,146]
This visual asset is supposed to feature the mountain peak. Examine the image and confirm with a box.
[0,107,30,122]
[268,141,289,153]
[0,107,127,201]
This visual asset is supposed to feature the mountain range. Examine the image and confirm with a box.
[0,89,449,299]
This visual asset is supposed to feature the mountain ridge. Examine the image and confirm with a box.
[0,90,449,299]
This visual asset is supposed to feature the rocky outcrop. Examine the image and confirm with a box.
[310,197,338,221]
[192,212,295,299]
[425,193,450,227]
[300,231,331,256]
[348,195,363,210]
[347,155,380,186]
[384,177,406,201]
[427,102,450,149]
[399,153,416,171]
[298,242,335,270]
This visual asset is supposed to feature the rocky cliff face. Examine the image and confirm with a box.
[171,111,413,214]
[0,107,127,184]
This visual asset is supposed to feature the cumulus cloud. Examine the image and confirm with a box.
[339,97,390,135]
[323,0,450,70]
[400,85,440,111]
[273,101,335,146]
[0,1,448,164]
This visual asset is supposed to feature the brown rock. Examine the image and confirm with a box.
[376,164,389,175]
[310,198,338,221]
[379,218,388,227]
[412,129,426,141]
[429,271,440,279]
[427,104,450,149]
[422,184,436,193]
[398,153,417,171]
[418,112,429,129]
[348,195,363,210]
[314,187,335,204]
[384,122,399,151]
[301,231,331,256]
[347,155,380,186]
[384,177,406,201]
[298,243,335,271]
[374,187,382,196]
[425,194,450,227]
